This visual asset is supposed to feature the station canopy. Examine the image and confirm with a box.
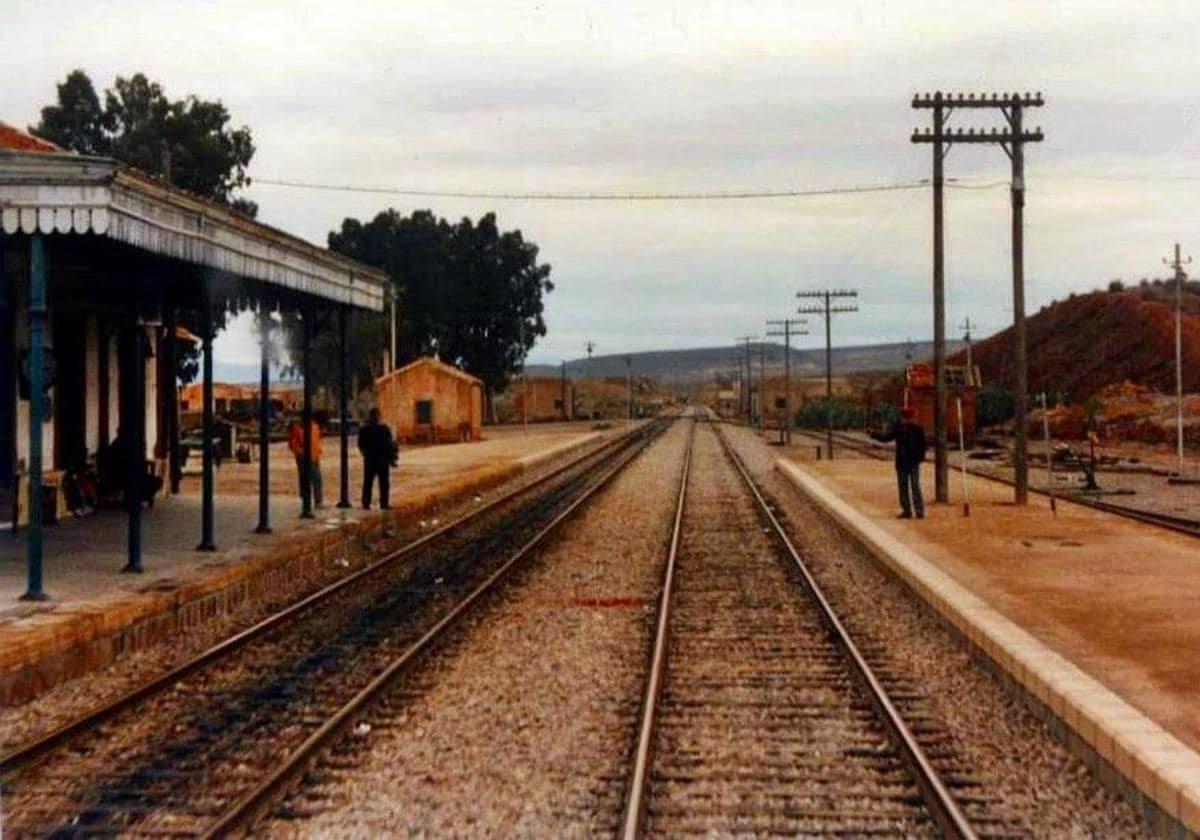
[0,148,386,311]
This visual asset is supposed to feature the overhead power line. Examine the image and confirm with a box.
[252,177,930,202]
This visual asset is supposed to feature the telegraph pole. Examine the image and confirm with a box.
[1165,244,1192,476]
[758,343,766,432]
[913,90,1044,504]
[766,318,808,445]
[735,336,755,421]
[797,290,858,459]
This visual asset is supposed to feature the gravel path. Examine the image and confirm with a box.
[725,422,1153,837]
[261,419,690,836]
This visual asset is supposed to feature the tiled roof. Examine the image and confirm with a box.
[0,122,61,153]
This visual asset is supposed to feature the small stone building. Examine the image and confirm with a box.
[375,357,483,444]
[513,376,573,422]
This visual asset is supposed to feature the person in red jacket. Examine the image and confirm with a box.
[288,416,324,508]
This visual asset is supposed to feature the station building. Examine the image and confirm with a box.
[375,356,483,444]
[0,129,387,597]
[512,376,573,422]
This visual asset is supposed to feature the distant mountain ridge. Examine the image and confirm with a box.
[525,340,963,383]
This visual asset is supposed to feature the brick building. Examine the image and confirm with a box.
[375,357,483,444]
[513,376,573,422]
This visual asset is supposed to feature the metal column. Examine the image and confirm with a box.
[163,304,181,494]
[337,307,351,509]
[256,309,272,533]
[300,305,314,519]
[197,300,216,551]
[122,311,144,573]
[21,234,48,601]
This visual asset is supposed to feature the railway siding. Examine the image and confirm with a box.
[775,451,1200,836]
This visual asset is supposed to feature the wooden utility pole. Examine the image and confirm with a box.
[913,90,1044,504]
[766,318,808,445]
[735,336,756,421]
[1165,244,1193,476]
[797,290,858,459]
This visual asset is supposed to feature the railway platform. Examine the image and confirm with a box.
[0,424,606,705]
[777,447,1200,833]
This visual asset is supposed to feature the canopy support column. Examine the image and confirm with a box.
[197,298,216,551]
[256,309,272,534]
[300,304,314,519]
[21,234,49,602]
[163,303,181,494]
[122,308,145,573]
[337,307,351,509]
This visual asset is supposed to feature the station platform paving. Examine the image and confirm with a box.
[0,422,608,705]
[775,444,1200,833]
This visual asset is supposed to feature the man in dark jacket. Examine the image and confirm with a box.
[357,407,395,510]
[870,406,927,519]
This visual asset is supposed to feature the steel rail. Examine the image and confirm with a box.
[0,423,649,778]
[619,418,695,839]
[202,419,668,837]
[713,423,979,840]
[791,427,1200,538]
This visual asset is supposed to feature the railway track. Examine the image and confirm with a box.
[0,420,666,838]
[792,426,1200,538]
[620,419,988,837]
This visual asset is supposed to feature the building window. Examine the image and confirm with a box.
[774,397,786,409]
[554,399,563,410]
[416,400,433,424]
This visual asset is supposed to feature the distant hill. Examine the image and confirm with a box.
[525,340,963,383]
[950,281,1200,402]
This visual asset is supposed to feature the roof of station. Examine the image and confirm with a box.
[378,356,483,387]
[0,145,386,311]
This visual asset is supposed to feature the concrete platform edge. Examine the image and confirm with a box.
[775,457,1200,837]
[0,436,603,707]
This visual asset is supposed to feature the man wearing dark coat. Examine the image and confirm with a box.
[870,406,928,519]
[357,408,395,510]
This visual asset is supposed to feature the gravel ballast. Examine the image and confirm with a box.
[263,420,691,836]
[724,422,1152,837]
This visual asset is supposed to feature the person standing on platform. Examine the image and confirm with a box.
[870,406,927,519]
[358,407,396,510]
[288,415,324,508]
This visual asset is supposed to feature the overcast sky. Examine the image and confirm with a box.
[9,1,1200,371]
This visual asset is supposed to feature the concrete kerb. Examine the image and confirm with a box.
[0,433,606,707]
[775,457,1200,838]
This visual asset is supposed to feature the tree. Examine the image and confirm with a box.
[32,69,255,210]
[300,209,554,404]
[32,69,257,383]
[31,70,107,155]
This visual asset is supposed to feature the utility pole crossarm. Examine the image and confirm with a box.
[911,129,1044,144]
